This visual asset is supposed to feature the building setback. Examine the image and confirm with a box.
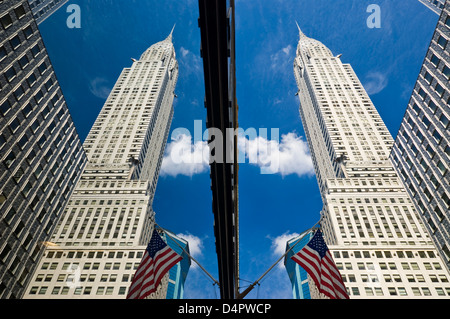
[23,29,186,299]
[27,0,68,25]
[292,23,450,298]
[419,0,446,15]
[0,0,86,298]
[390,1,450,272]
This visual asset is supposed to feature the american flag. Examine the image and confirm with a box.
[127,229,182,299]
[291,229,349,299]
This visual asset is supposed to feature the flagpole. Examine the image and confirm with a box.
[236,220,322,299]
[154,223,221,288]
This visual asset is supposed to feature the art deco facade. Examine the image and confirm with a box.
[292,24,450,298]
[391,2,450,272]
[0,0,86,298]
[23,31,184,299]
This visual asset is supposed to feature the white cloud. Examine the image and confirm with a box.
[268,231,300,269]
[270,44,293,71]
[176,233,204,261]
[239,132,314,177]
[363,71,388,95]
[180,47,190,58]
[160,134,209,177]
[161,131,314,178]
[88,77,112,99]
[178,46,202,78]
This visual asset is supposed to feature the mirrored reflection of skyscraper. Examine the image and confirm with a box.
[23,30,184,299]
[391,2,450,272]
[0,0,86,299]
[292,23,450,298]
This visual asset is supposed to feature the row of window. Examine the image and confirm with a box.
[342,272,448,284]
[44,250,144,260]
[28,285,129,296]
[346,285,450,297]
[333,249,438,259]
[0,4,27,30]
[337,261,444,272]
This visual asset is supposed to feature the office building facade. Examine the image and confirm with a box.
[0,0,86,298]
[284,231,314,299]
[161,230,191,299]
[292,24,450,298]
[390,2,450,272]
[23,30,182,299]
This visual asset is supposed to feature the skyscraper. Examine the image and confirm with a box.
[391,2,450,272]
[0,0,86,298]
[161,230,191,299]
[284,231,314,299]
[27,0,68,25]
[419,0,446,14]
[23,29,184,299]
[292,23,450,298]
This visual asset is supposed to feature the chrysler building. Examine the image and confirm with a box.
[291,23,450,298]
[23,30,182,299]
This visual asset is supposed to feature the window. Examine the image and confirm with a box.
[422,115,431,128]
[437,161,447,176]
[398,287,407,296]
[418,88,427,99]
[351,287,360,296]
[445,16,450,28]
[388,287,397,296]
[13,85,25,101]
[435,83,444,98]
[0,99,12,115]
[430,54,440,67]
[424,71,433,83]
[0,46,7,61]
[38,62,48,75]
[10,35,21,50]
[27,73,37,87]
[428,100,437,113]
[437,35,448,48]
[443,65,450,80]
[31,44,40,57]
[18,55,29,69]
[23,25,33,39]
[432,130,442,143]
[4,151,16,168]
[14,5,26,19]
[118,287,127,295]
[412,287,421,296]
[1,14,13,29]
[22,103,32,117]
[5,66,16,82]
[17,134,28,150]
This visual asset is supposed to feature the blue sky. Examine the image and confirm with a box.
[38,1,438,299]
